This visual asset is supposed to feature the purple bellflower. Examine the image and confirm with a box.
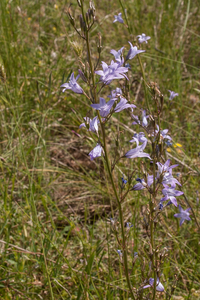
[125,140,151,160]
[154,125,172,141]
[129,132,147,145]
[91,97,115,118]
[110,47,124,63]
[108,87,122,99]
[95,60,128,85]
[174,205,191,226]
[160,183,184,207]
[162,169,181,187]
[79,116,99,134]
[143,278,164,292]
[60,72,83,94]
[114,97,136,113]
[132,110,149,127]
[137,33,151,44]
[132,174,153,190]
[126,42,145,61]
[113,13,124,24]
[157,159,178,176]
[168,90,179,100]
[89,144,103,160]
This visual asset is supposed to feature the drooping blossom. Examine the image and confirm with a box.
[113,13,124,24]
[91,97,115,117]
[143,278,164,292]
[126,42,145,61]
[95,60,128,85]
[137,33,151,44]
[168,90,179,100]
[110,47,124,63]
[132,174,153,190]
[125,140,151,160]
[60,72,83,94]
[79,116,99,133]
[89,144,103,160]
[114,97,136,113]
[174,205,191,226]
[160,183,184,207]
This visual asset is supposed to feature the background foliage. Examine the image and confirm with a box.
[0,0,200,299]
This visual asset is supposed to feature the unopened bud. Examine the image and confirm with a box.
[78,69,87,83]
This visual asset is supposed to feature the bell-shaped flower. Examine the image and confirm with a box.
[168,90,179,100]
[79,116,99,134]
[132,110,149,127]
[125,140,151,160]
[157,159,178,177]
[60,72,83,94]
[126,42,145,61]
[137,33,151,44]
[154,125,172,140]
[114,97,136,113]
[89,144,103,160]
[110,47,124,63]
[162,169,181,187]
[160,183,183,207]
[113,13,124,24]
[108,87,122,100]
[129,132,147,145]
[91,97,115,117]
[143,278,164,292]
[95,60,128,85]
[174,205,191,226]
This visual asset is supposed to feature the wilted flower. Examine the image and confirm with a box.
[60,72,83,94]
[174,205,191,225]
[143,278,164,292]
[126,42,145,61]
[168,90,179,100]
[137,33,151,44]
[125,140,151,160]
[89,144,102,160]
[113,13,124,24]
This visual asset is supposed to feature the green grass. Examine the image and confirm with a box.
[0,0,200,299]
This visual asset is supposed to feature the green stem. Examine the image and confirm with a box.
[80,2,135,298]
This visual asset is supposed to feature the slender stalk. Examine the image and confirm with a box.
[79,1,135,298]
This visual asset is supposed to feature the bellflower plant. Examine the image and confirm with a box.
[64,2,193,299]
